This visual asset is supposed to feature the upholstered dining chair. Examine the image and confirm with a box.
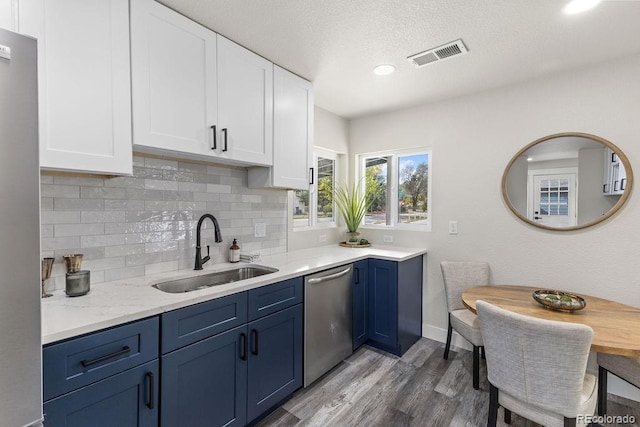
[476,300,597,427]
[440,261,490,390]
[597,353,640,415]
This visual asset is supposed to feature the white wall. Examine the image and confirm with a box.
[350,54,640,399]
[288,106,350,251]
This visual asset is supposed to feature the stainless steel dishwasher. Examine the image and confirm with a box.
[304,264,353,387]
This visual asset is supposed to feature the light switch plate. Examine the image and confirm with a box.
[319,234,327,243]
[254,223,266,238]
[449,221,458,235]
[0,44,11,60]
[383,235,393,243]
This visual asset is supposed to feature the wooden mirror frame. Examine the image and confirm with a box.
[501,132,633,231]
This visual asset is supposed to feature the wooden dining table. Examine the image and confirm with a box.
[461,285,640,357]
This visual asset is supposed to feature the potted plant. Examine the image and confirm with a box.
[334,181,371,245]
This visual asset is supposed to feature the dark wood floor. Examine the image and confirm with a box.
[256,338,640,427]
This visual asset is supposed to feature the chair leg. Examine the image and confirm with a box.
[473,345,480,390]
[443,316,453,360]
[563,417,576,427]
[504,408,511,424]
[598,366,608,416]
[488,383,499,427]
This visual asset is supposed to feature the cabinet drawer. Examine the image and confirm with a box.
[161,292,248,354]
[43,317,159,401]
[248,277,303,321]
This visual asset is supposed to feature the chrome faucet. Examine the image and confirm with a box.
[194,213,223,270]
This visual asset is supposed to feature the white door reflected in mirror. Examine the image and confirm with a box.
[502,133,633,231]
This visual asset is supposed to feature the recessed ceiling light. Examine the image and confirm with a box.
[373,64,396,76]
[563,0,601,15]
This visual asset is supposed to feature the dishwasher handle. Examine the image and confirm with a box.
[306,266,352,284]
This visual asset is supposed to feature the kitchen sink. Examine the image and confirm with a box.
[152,266,279,293]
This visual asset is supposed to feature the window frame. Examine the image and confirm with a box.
[292,147,340,230]
[357,147,432,231]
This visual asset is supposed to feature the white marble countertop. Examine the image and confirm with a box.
[42,245,426,345]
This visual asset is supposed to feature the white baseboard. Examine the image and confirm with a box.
[421,323,639,403]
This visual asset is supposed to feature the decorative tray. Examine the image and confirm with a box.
[532,289,586,312]
[339,242,371,248]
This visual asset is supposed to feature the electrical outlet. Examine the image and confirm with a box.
[254,223,266,238]
[449,221,458,235]
[383,235,393,243]
[319,234,327,243]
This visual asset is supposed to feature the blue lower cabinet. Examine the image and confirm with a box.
[367,256,423,356]
[352,259,369,349]
[368,259,399,349]
[246,304,303,423]
[43,360,159,427]
[161,324,248,427]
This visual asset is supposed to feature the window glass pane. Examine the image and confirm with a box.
[398,154,429,224]
[292,190,309,227]
[317,157,335,223]
[364,157,387,225]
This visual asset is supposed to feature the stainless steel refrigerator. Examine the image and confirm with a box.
[0,27,43,426]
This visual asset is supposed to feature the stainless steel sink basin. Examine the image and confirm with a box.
[152,266,279,293]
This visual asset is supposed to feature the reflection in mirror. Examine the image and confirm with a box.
[502,133,633,231]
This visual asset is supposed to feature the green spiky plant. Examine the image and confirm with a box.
[334,181,372,234]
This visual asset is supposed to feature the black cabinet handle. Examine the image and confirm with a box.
[614,180,619,191]
[210,125,217,150]
[222,128,228,152]
[603,183,608,193]
[240,333,247,361]
[146,372,154,409]
[309,168,314,185]
[612,152,617,163]
[251,329,259,356]
[621,178,626,191]
[354,268,360,284]
[81,346,131,368]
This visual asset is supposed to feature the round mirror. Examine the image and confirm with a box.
[502,132,633,231]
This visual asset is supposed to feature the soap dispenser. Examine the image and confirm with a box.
[229,238,240,263]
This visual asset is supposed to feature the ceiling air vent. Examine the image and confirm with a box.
[407,39,468,68]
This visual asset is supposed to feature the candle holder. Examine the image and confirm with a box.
[41,257,54,298]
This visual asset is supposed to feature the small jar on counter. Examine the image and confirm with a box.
[229,238,240,263]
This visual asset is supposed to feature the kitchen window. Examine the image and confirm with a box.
[292,148,339,228]
[359,148,432,230]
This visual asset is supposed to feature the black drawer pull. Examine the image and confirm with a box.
[146,372,155,409]
[210,125,217,150]
[240,333,248,361]
[222,128,228,152]
[80,346,131,368]
[251,329,259,356]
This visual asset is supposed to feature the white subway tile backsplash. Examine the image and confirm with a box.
[40,158,287,290]
[55,223,104,237]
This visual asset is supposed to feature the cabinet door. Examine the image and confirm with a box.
[130,0,217,156]
[353,259,369,349]
[247,304,303,423]
[43,360,158,427]
[217,35,273,166]
[161,325,247,427]
[18,0,132,175]
[368,259,398,349]
[0,0,17,30]
[271,65,313,189]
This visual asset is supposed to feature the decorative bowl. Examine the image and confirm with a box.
[532,289,586,312]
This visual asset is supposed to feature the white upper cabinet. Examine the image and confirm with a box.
[19,0,133,175]
[130,0,217,157]
[217,36,273,166]
[248,66,313,190]
[0,0,18,30]
[131,1,273,167]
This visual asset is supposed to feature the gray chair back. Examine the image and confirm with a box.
[476,300,593,417]
[440,261,489,312]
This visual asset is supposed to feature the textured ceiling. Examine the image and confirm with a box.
[160,0,640,118]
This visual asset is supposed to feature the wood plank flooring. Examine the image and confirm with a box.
[255,338,640,427]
